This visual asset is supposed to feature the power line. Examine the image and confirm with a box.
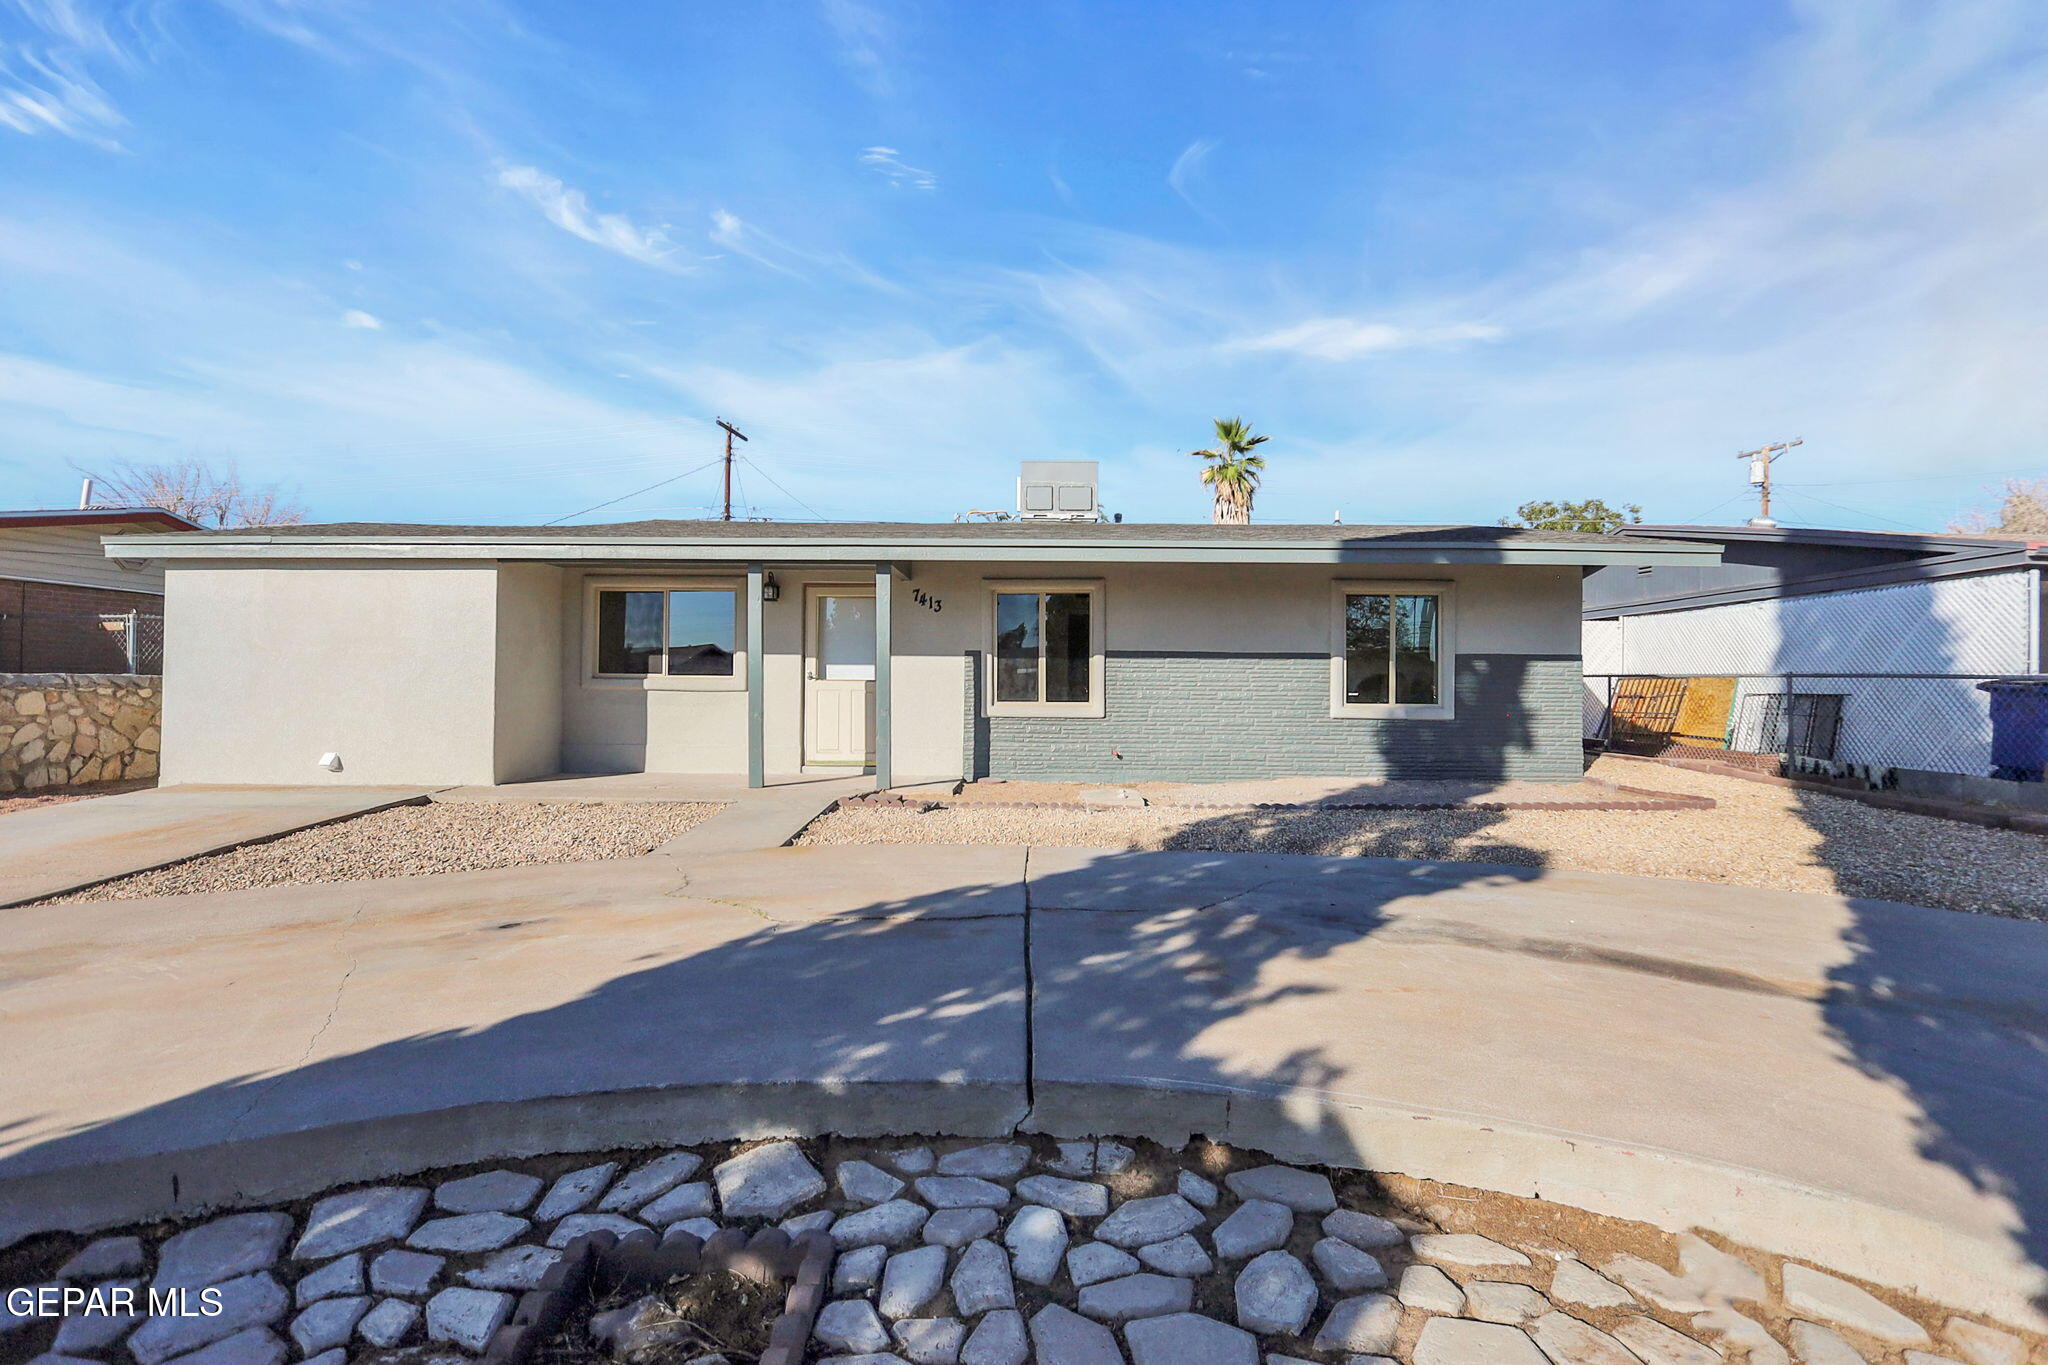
[1773,487,1925,531]
[543,457,724,525]
[740,455,830,521]
[1675,492,1751,524]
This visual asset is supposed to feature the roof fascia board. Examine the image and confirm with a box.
[1620,523,2010,553]
[1585,545,2038,618]
[117,537,1723,567]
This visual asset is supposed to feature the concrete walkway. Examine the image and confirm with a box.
[0,785,433,906]
[0,842,2043,1330]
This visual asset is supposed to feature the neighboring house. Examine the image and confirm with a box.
[109,468,1713,788]
[1582,524,2047,776]
[1,507,197,673]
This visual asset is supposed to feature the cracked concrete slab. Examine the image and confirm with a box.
[0,786,437,907]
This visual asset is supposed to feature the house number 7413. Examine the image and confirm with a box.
[910,588,942,612]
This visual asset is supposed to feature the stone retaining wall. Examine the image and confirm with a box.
[0,673,160,793]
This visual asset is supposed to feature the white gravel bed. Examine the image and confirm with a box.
[798,759,2048,921]
[48,800,725,902]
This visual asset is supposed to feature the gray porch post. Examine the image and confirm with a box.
[874,561,893,790]
[747,562,765,789]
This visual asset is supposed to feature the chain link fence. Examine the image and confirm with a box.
[0,610,164,674]
[1584,671,2037,779]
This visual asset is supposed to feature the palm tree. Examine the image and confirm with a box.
[1190,417,1269,524]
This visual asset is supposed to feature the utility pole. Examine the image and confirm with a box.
[1735,438,1801,527]
[716,418,748,522]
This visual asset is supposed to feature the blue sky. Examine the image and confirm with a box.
[1,0,2044,529]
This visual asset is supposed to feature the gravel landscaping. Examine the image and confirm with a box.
[798,758,2048,921]
[45,800,725,903]
[1,1133,2026,1365]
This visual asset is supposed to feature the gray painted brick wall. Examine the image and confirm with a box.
[964,650,1583,783]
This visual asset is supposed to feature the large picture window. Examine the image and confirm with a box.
[989,583,1102,714]
[594,586,738,678]
[1331,583,1452,717]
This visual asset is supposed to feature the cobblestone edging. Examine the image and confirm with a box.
[0,674,159,794]
[844,780,1715,815]
[2,1135,2035,1365]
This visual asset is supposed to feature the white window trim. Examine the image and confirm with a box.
[983,578,1106,718]
[1328,579,1456,720]
[583,576,747,692]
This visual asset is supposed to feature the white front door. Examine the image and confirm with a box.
[804,589,876,766]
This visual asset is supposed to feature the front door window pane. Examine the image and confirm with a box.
[1393,594,1439,705]
[995,593,1040,702]
[599,590,664,674]
[666,589,736,676]
[818,595,877,680]
[1044,592,1091,702]
[1344,594,1391,704]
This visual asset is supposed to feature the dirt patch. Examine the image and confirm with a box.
[800,756,2048,921]
[41,800,725,902]
[535,1270,782,1365]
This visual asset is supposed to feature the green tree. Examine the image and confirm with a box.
[1500,498,1643,534]
[1190,417,1269,525]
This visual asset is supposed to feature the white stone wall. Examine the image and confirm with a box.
[0,673,160,792]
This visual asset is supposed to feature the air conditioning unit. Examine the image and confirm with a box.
[1016,461,1100,521]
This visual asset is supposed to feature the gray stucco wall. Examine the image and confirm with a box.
[968,650,1583,783]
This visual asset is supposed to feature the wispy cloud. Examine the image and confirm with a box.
[820,0,894,98]
[1238,318,1505,360]
[709,209,803,277]
[1166,137,1217,216]
[340,309,382,330]
[0,0,145,147]
[494,164,692,270]
[859,145,935,190]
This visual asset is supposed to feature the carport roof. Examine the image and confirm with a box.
[107,518,1721,567]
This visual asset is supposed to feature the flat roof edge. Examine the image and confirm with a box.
[1585,546,2040,618]
[114,536,1723,567]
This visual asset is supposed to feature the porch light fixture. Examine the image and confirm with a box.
[761,572,781,602]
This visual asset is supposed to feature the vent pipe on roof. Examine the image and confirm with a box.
[78,476,94,510]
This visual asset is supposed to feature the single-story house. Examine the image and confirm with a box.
[109,482,1716,788]
[1582,524,2047,775]
[2,506,197,673]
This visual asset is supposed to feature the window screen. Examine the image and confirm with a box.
[1344,593,1439,706]
[596,588,736,677]
[994,591,1092,704]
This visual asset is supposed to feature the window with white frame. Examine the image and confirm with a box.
[1331,583,1452,716]
[989,583,1101,714]
[593,586,740,678]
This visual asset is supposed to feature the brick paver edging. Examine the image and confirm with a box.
[849,777,1713,814]
[1611,753,2048,835]
[478,1223,832,1365]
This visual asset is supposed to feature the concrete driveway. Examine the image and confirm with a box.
[0,785,434,906]
[0,841,2043,1330]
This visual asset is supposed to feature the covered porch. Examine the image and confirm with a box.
[561,560,913,790]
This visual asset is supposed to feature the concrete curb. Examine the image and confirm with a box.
[0,1080,1027,1250]
[3,1076,2040,1335]
[1024,1079,2048,1336]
